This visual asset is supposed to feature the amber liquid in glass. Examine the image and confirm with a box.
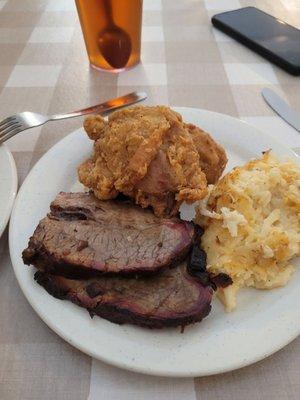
[75,0,142,72]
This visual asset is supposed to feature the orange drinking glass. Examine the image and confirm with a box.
[75,0,143,72]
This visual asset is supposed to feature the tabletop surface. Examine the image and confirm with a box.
[0,0,299,399]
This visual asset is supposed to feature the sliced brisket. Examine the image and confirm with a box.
[23,192,195,277]
[34,262,213,329]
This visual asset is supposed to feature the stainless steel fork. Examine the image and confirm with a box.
[0,91,147,145]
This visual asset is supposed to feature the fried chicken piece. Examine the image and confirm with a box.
[78,106,227,217]
[186,123,227,184]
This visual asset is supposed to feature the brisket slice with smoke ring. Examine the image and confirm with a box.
[23,192,195,278]
[34,261,213,329]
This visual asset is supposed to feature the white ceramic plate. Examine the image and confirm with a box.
[9,108,300,377]
[0,144,17,238]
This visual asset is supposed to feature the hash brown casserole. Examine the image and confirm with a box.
[196,152,300,311]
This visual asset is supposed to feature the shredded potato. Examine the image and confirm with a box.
[195,152,300,311]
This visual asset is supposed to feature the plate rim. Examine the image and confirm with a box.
[8,107,300,377]
[0,144,18,238]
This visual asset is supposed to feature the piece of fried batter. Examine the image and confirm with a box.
[78,106,227,217]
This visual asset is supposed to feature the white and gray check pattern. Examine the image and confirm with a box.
[0,1,299,399]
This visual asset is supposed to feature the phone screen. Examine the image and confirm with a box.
[212,7,300,73]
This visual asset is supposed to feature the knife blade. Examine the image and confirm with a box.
[262,88,300,132]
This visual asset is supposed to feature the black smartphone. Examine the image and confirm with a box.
[212,7,300,76]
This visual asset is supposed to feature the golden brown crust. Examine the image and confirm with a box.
[162,121,208,203]
[78,106,227,217]
[84,115,106,140]
[186,123,227,184]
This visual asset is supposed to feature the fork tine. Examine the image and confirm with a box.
[0,116,17,129]
[0,127,23,145]
[0,122,22,136]
[0,120,20,133]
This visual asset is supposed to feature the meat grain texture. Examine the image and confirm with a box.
[23,192,195,277]
[23,192,214,329]
[78,106,227,217]
[34,262,213,329]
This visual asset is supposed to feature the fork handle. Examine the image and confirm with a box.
[49,91,147,121]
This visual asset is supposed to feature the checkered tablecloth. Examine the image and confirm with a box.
[0,0,299,399]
